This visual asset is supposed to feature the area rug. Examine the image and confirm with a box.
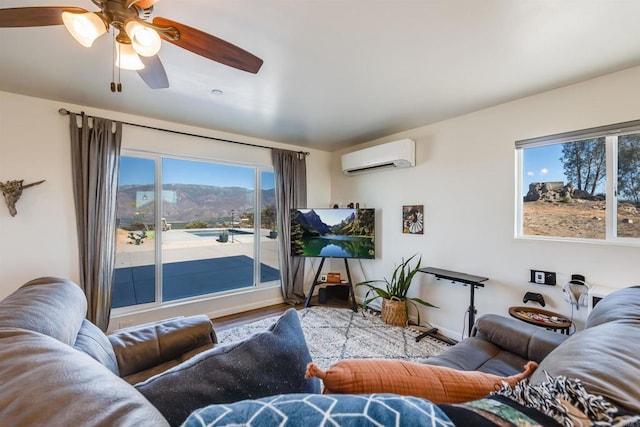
[216,306,451,370]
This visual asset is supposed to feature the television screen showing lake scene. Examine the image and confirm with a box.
[290,208,375,259]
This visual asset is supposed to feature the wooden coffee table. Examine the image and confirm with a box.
[508,306,572,334]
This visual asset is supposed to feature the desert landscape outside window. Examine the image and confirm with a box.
[517,121,640,243]
[617,134,640,238]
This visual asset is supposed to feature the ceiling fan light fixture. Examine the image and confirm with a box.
[116,42,145,70]
[62,12,106,48]
[125,21,161,57]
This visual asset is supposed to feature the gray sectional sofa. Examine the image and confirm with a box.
[0,277,318,426]
[0,276,638,426]
[0,277,217,426]
[427,285,640,413]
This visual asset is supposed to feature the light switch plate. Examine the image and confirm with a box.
[530,269,556,286]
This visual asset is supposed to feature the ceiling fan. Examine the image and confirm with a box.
[0,0,263,90]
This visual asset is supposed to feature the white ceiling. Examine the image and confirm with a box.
[2,1,640,151]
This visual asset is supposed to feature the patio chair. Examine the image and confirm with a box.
[161,218,172,231]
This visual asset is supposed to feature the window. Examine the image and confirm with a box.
[618,133,640,238]
[113,153,280,309]
[516,121,640,243]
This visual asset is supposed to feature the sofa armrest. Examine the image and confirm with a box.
[473,314,568,363]
[108,315,216,378]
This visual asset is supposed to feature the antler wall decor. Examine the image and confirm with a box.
[0,179,45,217]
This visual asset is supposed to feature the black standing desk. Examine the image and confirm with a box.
[417,267,488,341]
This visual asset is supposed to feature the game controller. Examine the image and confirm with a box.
[523,291,546,307]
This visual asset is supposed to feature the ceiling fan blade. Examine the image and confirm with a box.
[0,7,88,27]
[133,0,160,9]
[137,55,169,89]
[153,17,263,74]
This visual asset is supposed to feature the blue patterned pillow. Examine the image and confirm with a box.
[137,309,320,426]
[183,393,454,427]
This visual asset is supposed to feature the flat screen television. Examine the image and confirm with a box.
[290,208,375,259]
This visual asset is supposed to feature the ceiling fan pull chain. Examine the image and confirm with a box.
[110,30,116,92]
[112,34,122,93]
[117,46,122,92]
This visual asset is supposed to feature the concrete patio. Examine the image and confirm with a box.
[113,228,280,308]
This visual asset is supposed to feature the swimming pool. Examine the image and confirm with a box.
[186,229,254,238]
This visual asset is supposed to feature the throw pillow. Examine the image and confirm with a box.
[136,309,320,426]
[438,395,562,426]
[183,393,454,427]
[529,321,640,413]
[490,371,640,426]
[305,358,537,404]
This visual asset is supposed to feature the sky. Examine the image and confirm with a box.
[118,157,274,189]
[118,148,576,196]
[522,144,567,192]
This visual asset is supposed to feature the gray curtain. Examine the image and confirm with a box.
[69,113,122,331]
[272,149,307,304]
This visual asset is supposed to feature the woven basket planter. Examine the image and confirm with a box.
[381,297,408,327]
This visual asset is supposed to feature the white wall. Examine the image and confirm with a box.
[0,94,78,289]
[0,91,332,328]
[2,65,639,336]
[332,65,640,339]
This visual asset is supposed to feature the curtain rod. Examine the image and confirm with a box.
[58,108,310,156]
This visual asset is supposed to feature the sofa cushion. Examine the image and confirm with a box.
[530,287,640,413]
[74,319,119,375]
[183,393,453,427]
[586,286,640,329]
[530,321,640,413]
[474,314,567,363]
[0,277,87,346]
[120,343,214,385]
[425,336,530,376]
[493,372,640,426]
[135,308,320,426]
[109,314,216,379]
[0,328,168,426]
[305,358,537,404]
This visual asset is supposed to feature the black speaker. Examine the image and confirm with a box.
[319,287,328,304]
[319,285,350,304]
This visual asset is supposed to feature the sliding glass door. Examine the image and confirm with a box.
[113,153,280,309]
[113,156,157,307]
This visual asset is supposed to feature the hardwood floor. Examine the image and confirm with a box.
[211,303,294,331]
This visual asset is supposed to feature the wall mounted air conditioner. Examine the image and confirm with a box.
[341,139,415,176]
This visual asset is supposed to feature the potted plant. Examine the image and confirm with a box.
[127,231,147,245]
[356,254,436,326]
[217,230,229,243]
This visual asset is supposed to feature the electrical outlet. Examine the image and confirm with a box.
[530,269,557,286]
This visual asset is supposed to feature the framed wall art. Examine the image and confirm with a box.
[402,205,424,234]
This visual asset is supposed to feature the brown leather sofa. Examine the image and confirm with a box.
[0,277,217,426]
[426,286,640,413]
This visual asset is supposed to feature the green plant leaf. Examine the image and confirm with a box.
[406,299,421,326]
[358,284,390,300]
[406,296,438,308]
[358,253,436,313]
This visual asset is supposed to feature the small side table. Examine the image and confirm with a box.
[508,306,572,335]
